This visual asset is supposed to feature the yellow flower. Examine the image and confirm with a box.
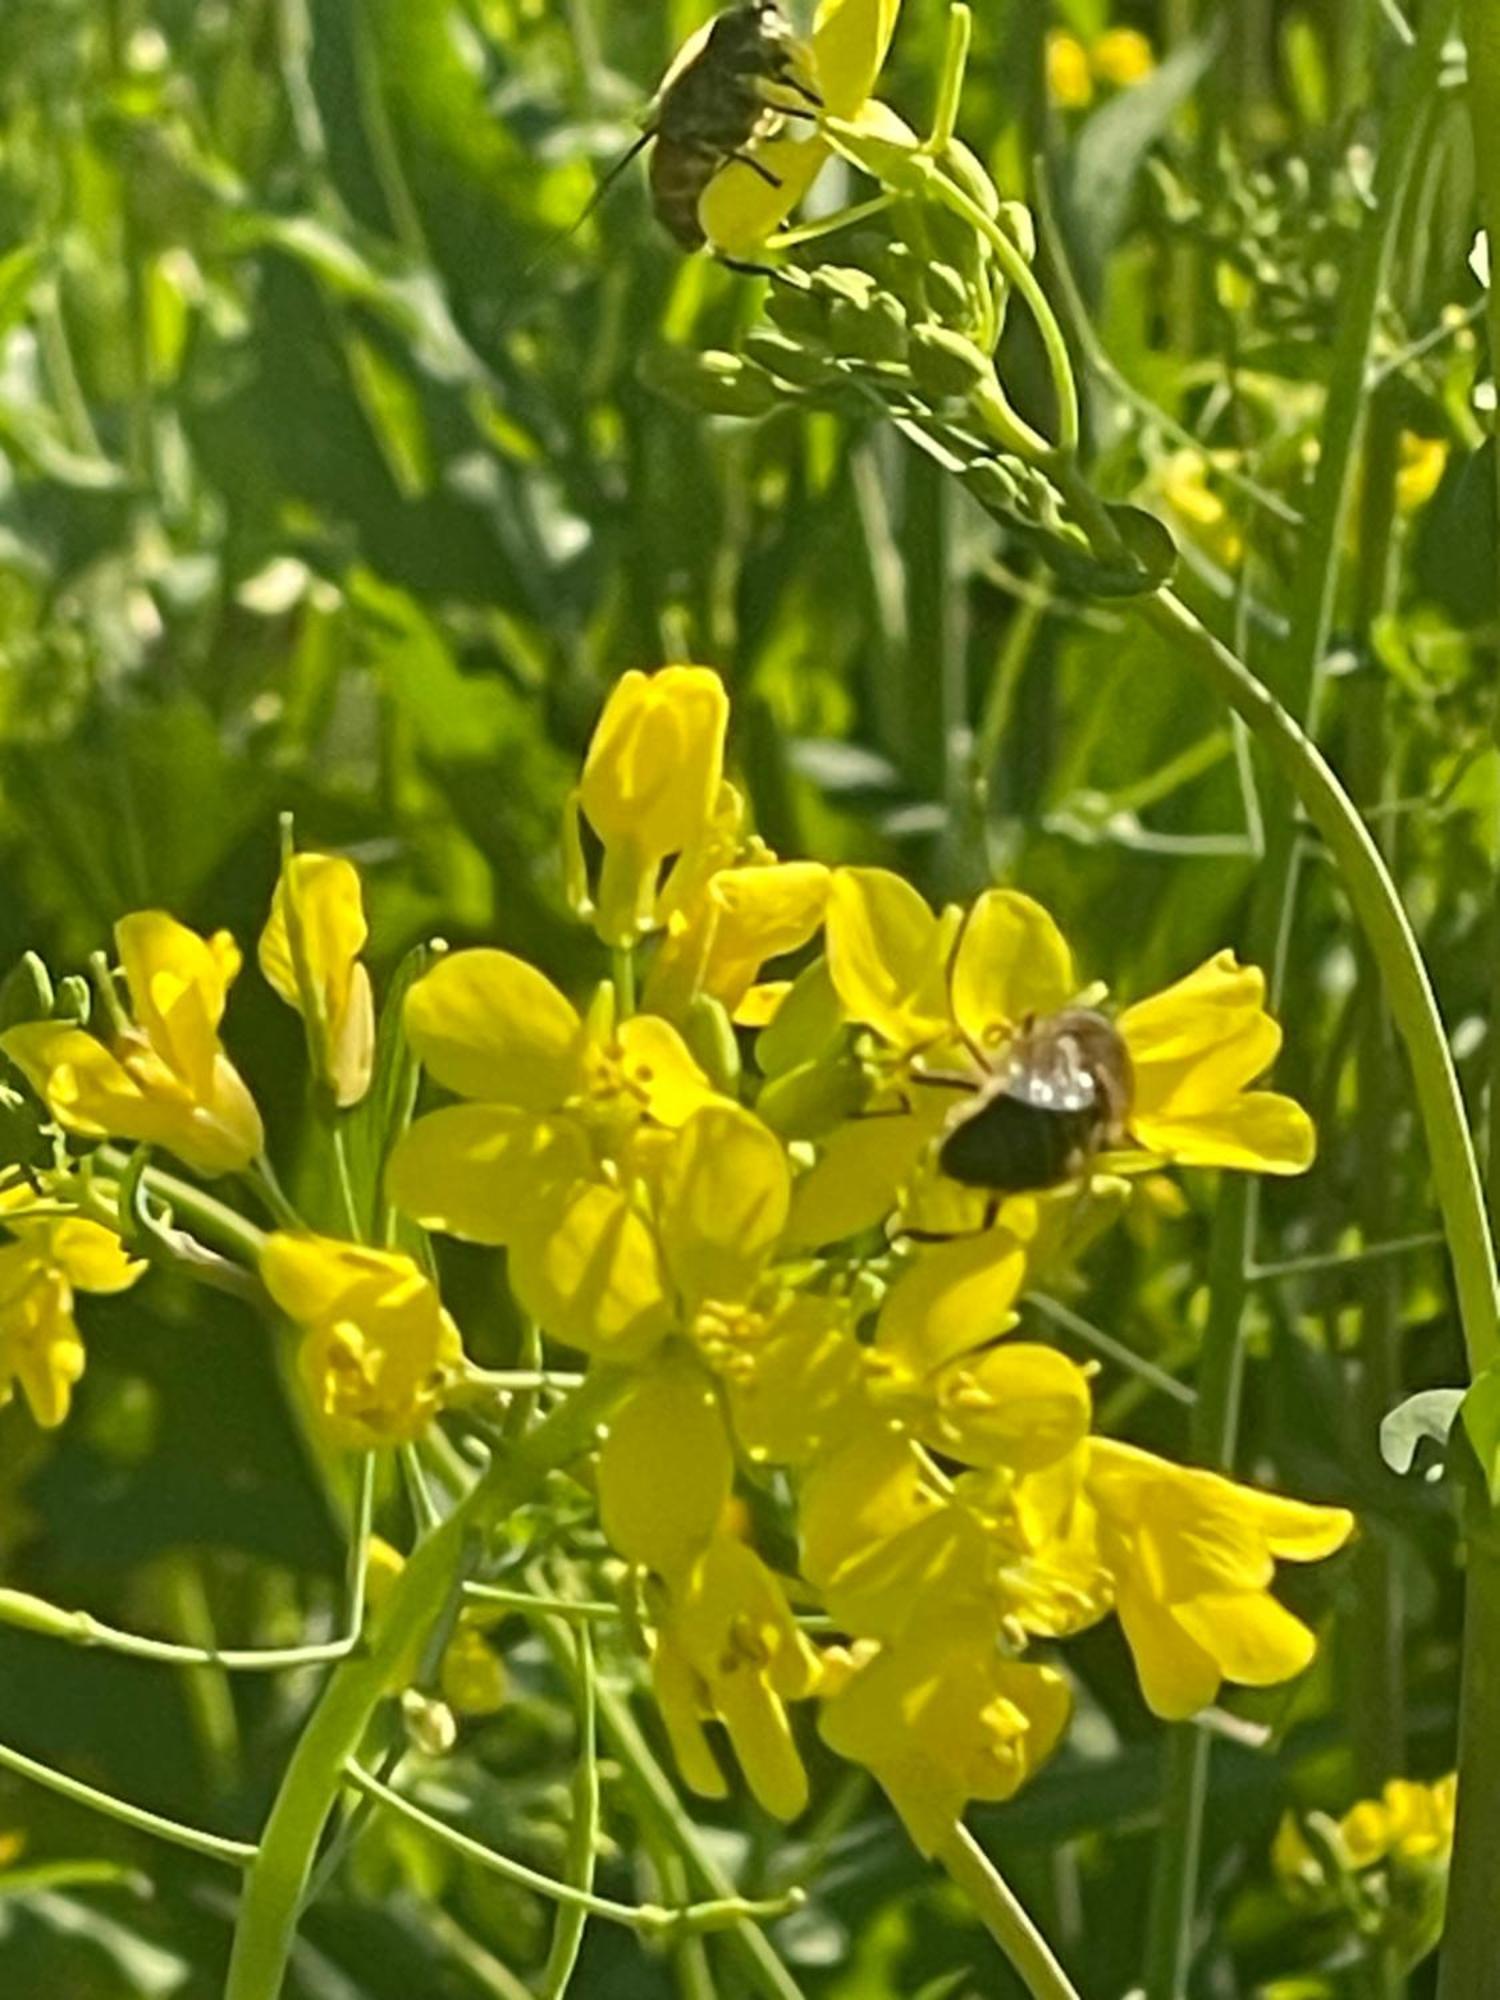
[385,953,713,1248]
[644,853,830,1026]
[1336,1776,1458,1871]
[698,0,904,256]
[1085,1439,1354,1719]
[1394,432,1448,514]
[1090,27,1156,87]
[259,851,375,1108]
[651,1532,823,1821]
[1117,951,1315,1174]
[819,1612,1071,1852]
[1153,452,1245,569]
[820,871,1314,1202]
[261,1233,464,1450]
[0,1200,143,1427]
[574,667,729,948]
[2,914,264,1177]
[506,1098,794,1372]
[1045,30,1094,109]
[598,1347,735,1581]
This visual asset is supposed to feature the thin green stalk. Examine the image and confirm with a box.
[538,1622,600,1997]
[612,946,637,1018]
[463,1582,616,1624]
[1437,1469,1500,2000]
[0,1737,257,1868]
[933,1826,1081,2000]
[330,1121,363,1241]
[345,1759,795,1940]
[225,1371,628,2000]
[1141,588,1500,1381]
[590,1675,808,2000]
[1346,401,1407,1858]
[94,1149,268,1266]
[1440,11,1500,1997]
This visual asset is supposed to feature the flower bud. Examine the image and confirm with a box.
[640,347,781,419]
[909,325,994,401]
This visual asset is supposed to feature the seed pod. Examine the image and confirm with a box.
[639,347,781,418]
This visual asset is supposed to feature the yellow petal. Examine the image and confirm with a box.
[652,1636,729,1800]
[1241,1490,1356,1563]
[116,911,237,1104]
[507,1183,673,1363]
[1173,1589,1317,1687]
[920,1343,1092,1473]
[579,667,728,862]
[659,1102,790,1309]
[1114,1581,1223,1719]
[799,1427,935,1592]
[404,950,582,1109]
[873,1228,1028,1380]
[42,1218,144,1295]
[613,1015,716,1126]
[1118,952,1282,1118]
[949,891,1076,1053]
[599,1351,733,1577]
[385,1104,593,1246]
[259,853,374,1107]
[0,1254,85,1429]
[698,0,902,254]
[786,1107,935,1248]
[1130,1092,1316,1175]
[826,869,951,1051]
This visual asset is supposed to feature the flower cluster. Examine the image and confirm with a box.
[0,665,1354,1862]
[1274,1774,1457,1973]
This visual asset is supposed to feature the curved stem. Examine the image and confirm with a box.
[0,1736,257,1868]
[934,1825,1081,2000]
[1139,588,1500,1380]
[225,1370,628,2000]
[918,165,1080,456]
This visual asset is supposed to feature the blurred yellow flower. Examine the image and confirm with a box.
[1395,432,1449,514]
[645,848,830,1026]
[1086,1439,1353,1718]
[1091,27,1156,87]
[0,1195,143,1427]
[259,850,375,1109]
[574,666,730,948]
[1045,30,1094,109]
[261,1232,464,1450]
[2,913,264,1177]
[698,0,904,256]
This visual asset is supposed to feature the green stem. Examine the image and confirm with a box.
[1439,12,1500,1997]
[933,1825,1081,2000]
[225,1371,628,2000]
[1437,1470,1500,2000]
[612,945,637,1019]
[1140,588,1500,1381]
[917,164,1080,456]
[538,1621,599,1997]
[929,2,972,154]
[0,1586,356,1673]
[0,1736,257,1868]
[590,1675,808,2000]
[94,1149,268,1265]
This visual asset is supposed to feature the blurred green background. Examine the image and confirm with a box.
[0,0,1493,1992]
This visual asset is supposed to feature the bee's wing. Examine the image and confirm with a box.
[653,15,718,106]
[1003,1038,1100,1115]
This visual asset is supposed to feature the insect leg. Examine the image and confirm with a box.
[726,150,784,189]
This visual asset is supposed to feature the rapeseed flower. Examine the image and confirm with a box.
[2,913,264,1176]
[259,849,375,1108]
[261,1232,464,1450]
[0,1189,143,1427]
[1085,1439,1354,1718]
[698,0,905,256]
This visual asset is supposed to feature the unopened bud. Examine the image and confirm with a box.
[640,347,780,418]
[742,329,835,390]
[401,1687,458,1757]
[909,325,994,400]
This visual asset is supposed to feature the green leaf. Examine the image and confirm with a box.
[1379,1387,1465,1476]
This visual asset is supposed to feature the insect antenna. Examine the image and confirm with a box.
[512,125,657,294]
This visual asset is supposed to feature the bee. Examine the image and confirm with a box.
[646,0,820,250]
[932,1009,1135,1196]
